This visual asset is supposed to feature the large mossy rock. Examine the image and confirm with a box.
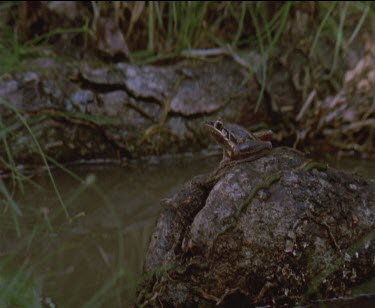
[139,148,375,306]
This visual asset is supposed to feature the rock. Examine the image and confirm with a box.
[139,148,375,306]
[0,57,270,170]
[69,89,95,112]
[169,60,251,116]
[80,63,178,102]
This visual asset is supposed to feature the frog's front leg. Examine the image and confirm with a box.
[220,148,231,166]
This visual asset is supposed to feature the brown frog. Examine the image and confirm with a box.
[204,119,272,165]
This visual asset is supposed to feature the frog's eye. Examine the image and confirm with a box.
[214,120,223,130]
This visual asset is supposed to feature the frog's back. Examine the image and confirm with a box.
[225,123,255,142]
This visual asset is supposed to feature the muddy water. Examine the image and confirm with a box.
[7,153,219,307]
[328,156,375,179]
[4,154,375,306]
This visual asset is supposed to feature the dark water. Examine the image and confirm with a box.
[327,156,375,180]
[2,153,219,307]
[2,153,374,306]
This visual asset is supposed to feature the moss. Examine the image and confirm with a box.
[236,171,282,217]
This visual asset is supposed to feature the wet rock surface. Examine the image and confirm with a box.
[139,148,375,306]
[1,43,374,170]
[0,56,267,169]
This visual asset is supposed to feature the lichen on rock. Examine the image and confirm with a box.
[139,147,375,306]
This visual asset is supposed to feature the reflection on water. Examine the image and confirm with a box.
[327,156,375,180]
[6,154,220,306]
[2,153,374,306]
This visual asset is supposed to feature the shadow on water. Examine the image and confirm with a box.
[1,153,374,306]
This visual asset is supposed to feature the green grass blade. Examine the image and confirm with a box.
[265,2,291,57]
[0,118,24,194]
[0,179,21,236]
[0,98,70,220]
[25,27,88,47]
[310,2,337,58]
[331,1,349,76]
[232,2,246,46]
[347,2,370,45]
[148,1,155,51]
[248,3,266,112]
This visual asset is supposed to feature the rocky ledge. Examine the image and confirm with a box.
[138,147,375,306]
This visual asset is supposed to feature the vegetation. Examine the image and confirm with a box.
[1,2,373,67]
[0,1,374,306]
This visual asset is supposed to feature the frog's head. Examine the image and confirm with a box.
[213,119,223,130]
[204,119,226,134]
[204,119,230,145]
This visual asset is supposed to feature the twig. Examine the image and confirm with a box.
[296,90,316,121]
[181,47,229,57]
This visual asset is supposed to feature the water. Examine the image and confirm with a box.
[1,153,219,306]
[327,156,375,179]
[1,154,374,306]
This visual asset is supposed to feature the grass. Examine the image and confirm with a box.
[1,1,373,96]
[0,261,40,307]
[1,2,373,58]
[0,150,143,306]
[1,98,69,220]
[0,87,153,305]
[0,26,86,73]
[0,97,135,305]
[0,5,91,73]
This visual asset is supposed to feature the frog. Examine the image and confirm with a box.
[204,119,272,165]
